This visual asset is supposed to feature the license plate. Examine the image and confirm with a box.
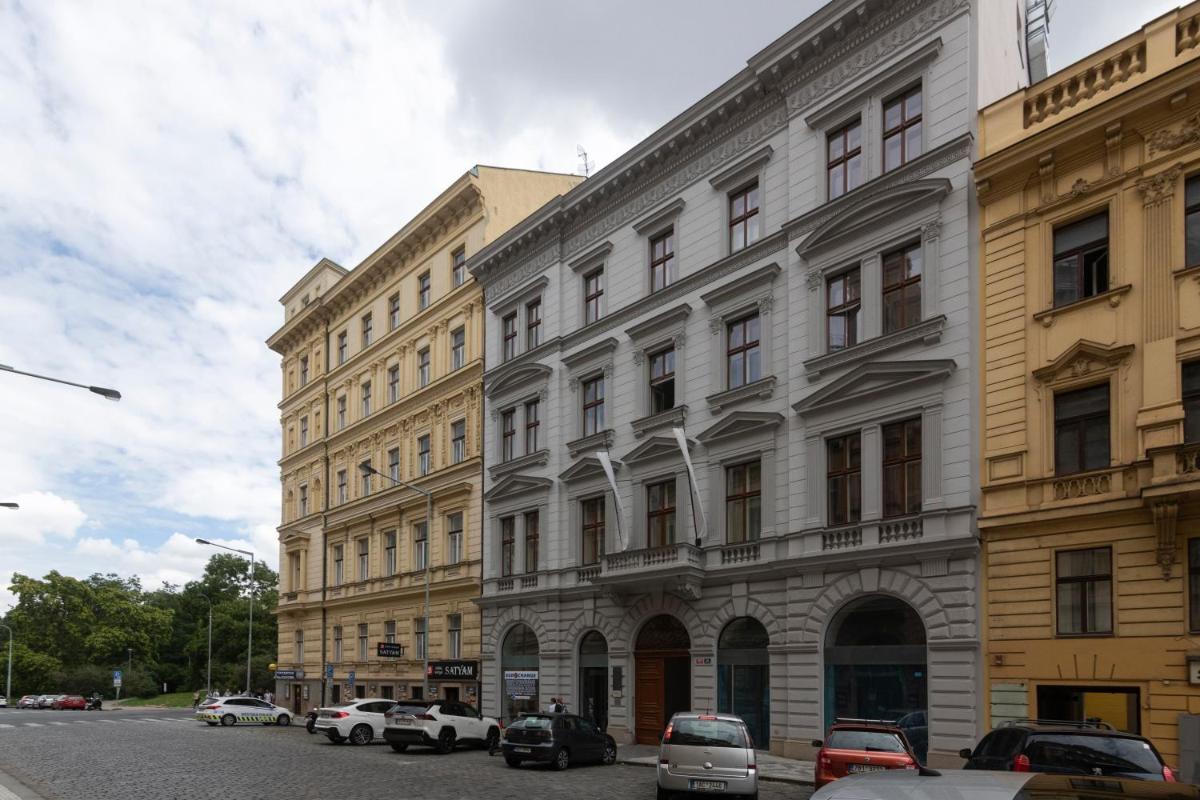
[514,747,532,754]
[689,780,727,791]
[393,718,411,725]
[848,764,886,774]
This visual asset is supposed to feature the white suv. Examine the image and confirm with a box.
[313,699,394,745]
[383,700,501,754]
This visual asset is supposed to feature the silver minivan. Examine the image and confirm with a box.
[657,712,758,800]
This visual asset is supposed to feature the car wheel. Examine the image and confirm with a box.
[349,724,373,746]
[601,740,617,765]
[327,731,343,744]
[553,747,570,771]
[504,756,522,768]
[390,742,408,753]
[656,785,669,800]
[305,718,316,734]
[484,727,500,751]
[435,727,456,754]
[276,714,290,727]
[205,721,218,726]
[220,714,236,727]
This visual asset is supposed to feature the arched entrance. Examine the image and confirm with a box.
[634,614,691,744]
[578,631,608,731]
[824,595,928,762]
[501,623,539,725]
[718,617,769,748]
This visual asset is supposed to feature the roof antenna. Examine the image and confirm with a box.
[577,145,595,178]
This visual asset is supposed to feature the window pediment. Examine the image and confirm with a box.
[793,359,956,417]
[485,362,552,399]
[700,263,782,310]
[559,455,619,483]
[794,179,951,257]
[484,474,553,502]
[620,435,693,465]
[488,276,548,314]
[697,411,784,444]
[625,303,692,344]
[631,198,686,236]
[563,336,619,369]
[1032,340,1134,385]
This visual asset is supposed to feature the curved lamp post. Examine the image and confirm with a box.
[196,539,255,695]
[0,363,120,401]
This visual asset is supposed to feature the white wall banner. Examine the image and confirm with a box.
[596,450,628,551]
[673,427,707,541]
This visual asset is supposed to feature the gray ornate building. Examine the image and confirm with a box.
[470,0,1034,763]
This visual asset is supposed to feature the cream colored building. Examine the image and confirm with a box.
[268,167,581,712]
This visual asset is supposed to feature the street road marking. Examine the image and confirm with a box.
[22,723,43,727]
[48,722,68,726]
[0,724,12,729]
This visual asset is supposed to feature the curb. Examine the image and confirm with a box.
[616,756,813,786]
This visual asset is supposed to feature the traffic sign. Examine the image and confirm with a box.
[325,663,333,679]
[347,671,356,688]
[112,670,123,688]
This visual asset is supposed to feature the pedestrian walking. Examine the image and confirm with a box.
[264,690,273,705]
[191,690,200,710]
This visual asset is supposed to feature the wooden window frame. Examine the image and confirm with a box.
[361,313,373,349]
[1055,546,1113,636]
[446,513,463,564]
[413,521,428,571]
[418,271,431,310]
[826,432,862,526]
[726,315,761,389]
[650,229,675,293]
[883,86,922,171]
[827,120,863,199]
[827,268,861,351]
[501,313,517,361]
[500,516,515,577]
[451,327,465,370]
[1184,362,1200,444]
[584,268,604,324]
[501,409,516,462]
[388,365,400,403]
[337,331,348,365]
[882,243,922,333]
[418,435,431,475]
[524,510,539,574]
[524,399,540,454]
[728,183,760,253]
[417,347,431,387]
[388,447,400,482]
[452,247,467,287]
[649,347,676,414]
[299,355,309,386]
[1052,212,1110,308]
[526,299,542,350]
[581,497,605,566]
[361,381,371,417]
[1187,176,1200,268]
[582,376,605,436]
[646,479,677,548]
[1053,384,1110,475]
[725,461,761,544]
[451,420,466,464]
[882,417,922,518]
[388,292,401,330]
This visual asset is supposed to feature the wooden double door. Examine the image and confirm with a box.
[635,652,690,744]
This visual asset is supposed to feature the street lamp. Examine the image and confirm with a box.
[360,461,433,699]
[196,538,255,695]
[0,503,17,510]
[0,363,121,401]
[0,623,12,705]
[200,595,213,697]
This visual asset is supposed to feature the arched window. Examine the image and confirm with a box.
[501,624,539,724]
[718,617,770,747]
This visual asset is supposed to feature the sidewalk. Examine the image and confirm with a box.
[617,744,814,785]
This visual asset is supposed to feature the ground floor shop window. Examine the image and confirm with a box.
[717,616,770,748]
[1037,685,1139,733]
[579,631,609,732]
[502,623,540,725]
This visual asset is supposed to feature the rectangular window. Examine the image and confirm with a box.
[418,271,431,310]
[388,447,400,482]
[289,551,302,591]
[414,618,426,660]
[501,516,515,577]
[882,243,922,333]
[524,400,540,454]
[336,470,347,504]
[827,433,862,526]
[333,625,343,661]
[361,313,373,349]
[827,120,863,199]
[417,347,430,387]
[1191,539,1200,632]
[882,418,922,518]
[1053,212,1109,307]
[447,614,462,659]
[384,530,396,576]
[357,538,369,581]
[384,620,396,644]
[526,299,542,350]
[725,462,761,544]
[295,629,304,661]
[502,313,517,361]
[646,479,677,548]
[418,435,431,475]
[649,348,676,413]
[583,376,605,436]
[1054,384,1110,475]
[337,396,346,429]
[1036,686,1140,734]
[299,484,308,517]
[299,355,309,386]
[360,460,371,496]
[1188,176,1200,268]
[1056,547,1113,635]
[413,521,428,571]
[827,269,861,350]
[581,497,605,566]
[584,268,604,324]
[361,381,372,417]
[389,292,401,330]
[337,331,347,365]
[524,510,539,573]
[650,229,676,292]
[501,409,516,462]
[447,512,463,564]
[451,327,465,370]
[726,315,762,389]
[388,365,400,403]
[451,420,466,464]
[299,416,308,448]
[729,183,760,252]
[1185,362,1200,443]
[357,623,368,661]
[883,86,922,172]
[452,247,467,287]
[333,545,344,586]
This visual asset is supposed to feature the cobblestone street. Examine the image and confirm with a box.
[0,708,811,800]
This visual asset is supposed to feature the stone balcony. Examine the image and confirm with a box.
[588,541,704,599]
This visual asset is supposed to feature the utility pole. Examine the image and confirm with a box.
[0,624,12,704]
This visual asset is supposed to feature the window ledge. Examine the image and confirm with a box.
[1033,284,1131,327]
[631,405,688,439]
[488,449,550,479]
[567,429,615,458]
[706,376,777,414]
[804,315,945,378]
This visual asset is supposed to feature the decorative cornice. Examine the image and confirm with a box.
[1031,340,1134,384]
[1137,164,1183,206]
[631,405,688,439]
[708,145,774,192]
[625,303,692,344]
[488,276,548,314]
[488,449,550,480]
[566,429,615,459]
[700,263,781,309]
[804,315,946,377]
[567,241,614,273]
[484,338,561,387]
[562,337,620,370]
[706,375,777,414]
[630,198,686,235]
[483,242,561,305]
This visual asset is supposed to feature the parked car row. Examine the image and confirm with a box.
[10,694,95,710]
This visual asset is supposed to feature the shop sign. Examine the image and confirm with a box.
[377,642,405,658]
[274,669,302,680]
[428,660,478,680]
[504,670,538,700]
[693,657,712,667]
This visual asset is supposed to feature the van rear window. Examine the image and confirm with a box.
[666,718,748,748]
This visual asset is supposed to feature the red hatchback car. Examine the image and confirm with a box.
[52,695,86,710]
[812,720,920,788]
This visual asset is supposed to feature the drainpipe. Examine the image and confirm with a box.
[320,307,331,707]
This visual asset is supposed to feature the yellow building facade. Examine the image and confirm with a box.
[267,167,581,713]
[977,4,1200,764]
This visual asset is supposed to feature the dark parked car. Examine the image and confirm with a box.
[501,713,617,770]
[960,720,1176,781]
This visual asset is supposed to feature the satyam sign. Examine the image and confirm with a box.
[427,660,478,680]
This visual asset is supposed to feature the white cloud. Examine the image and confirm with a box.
[0,491,86,545]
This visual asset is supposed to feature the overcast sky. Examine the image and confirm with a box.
[0,0,1175,610]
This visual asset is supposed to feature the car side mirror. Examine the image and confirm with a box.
[958,748,973,759]
[811,739,823,748]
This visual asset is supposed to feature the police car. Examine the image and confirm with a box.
[195,696,292,727]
